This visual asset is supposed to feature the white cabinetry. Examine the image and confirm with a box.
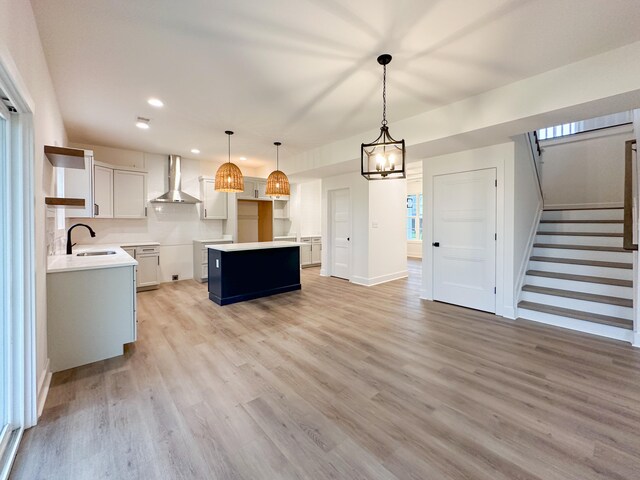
[114,170,147,218]
[193,239,233,282]
[199,177,228,219]
[93,165,113,218]
[66,157,147,219]
[121,244,160,291]
[47,265,136,372]
[301,236,322,267]
[238,177,270,200]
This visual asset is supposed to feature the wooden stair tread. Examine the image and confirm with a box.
[533,243,628,253]
[537,232,623,237]
[518,301,633,330]
[539,220,623,224]
[522,285,632,307]
[526,270,632,287]
[529,256,633,269]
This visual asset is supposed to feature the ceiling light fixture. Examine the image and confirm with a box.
[214,131,244,192]
[266,141,290,198]
[136,117,150,129]
[361,54,405,180]
[190,148,200,154]
[148,98,164,107]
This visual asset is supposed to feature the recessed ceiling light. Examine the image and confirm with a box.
[239,157,247,161]
[190,148,200,154]
[136,117,150,129]
[147,98,164,108]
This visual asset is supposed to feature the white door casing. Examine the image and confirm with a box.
[432,168,497,313]
[330,188,350,279]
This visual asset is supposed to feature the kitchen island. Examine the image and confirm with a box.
[207,241,302,305]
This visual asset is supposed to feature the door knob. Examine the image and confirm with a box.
[347,237,350,241]
[432,242,440,247]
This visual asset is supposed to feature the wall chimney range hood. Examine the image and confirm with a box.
[152,155,201,203]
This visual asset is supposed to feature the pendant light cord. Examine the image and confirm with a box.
[227,133,231,164]
[381,64,387,127]
[276,144,279,170]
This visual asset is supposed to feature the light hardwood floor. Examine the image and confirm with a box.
[10,259,640,479]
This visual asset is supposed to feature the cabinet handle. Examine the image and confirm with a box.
[204,208,207,217]
[95,204,99,216]
[157,256,159,266]
[145,207,147,217]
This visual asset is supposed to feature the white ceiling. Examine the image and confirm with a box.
[31,0,640,169]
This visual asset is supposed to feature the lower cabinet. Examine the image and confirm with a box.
[47,265,136,372]
[193,239,233,282]
[300,236,322,267]
[122,244,160,291]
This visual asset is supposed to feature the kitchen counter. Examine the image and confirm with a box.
[207,241,302,252]
[194,236,232,243]
[47,244,137,273]
[120,241,160,248]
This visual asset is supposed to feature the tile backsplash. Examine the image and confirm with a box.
[46,207,66,255]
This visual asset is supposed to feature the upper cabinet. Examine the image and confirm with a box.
[93,165,114,218]
[65,157,148,219]
[114,170,147,218]
[199,177,228,220]
[237,177,270,200]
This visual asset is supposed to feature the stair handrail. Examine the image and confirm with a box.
[623,139,638,250]
[527,131,544,201]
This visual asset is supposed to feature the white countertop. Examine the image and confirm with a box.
[193,238,233,243]
[207,241,303,252]
[120,241,160,247]
[47,244,137,273]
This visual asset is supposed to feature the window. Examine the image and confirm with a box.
[538,111,632,140]
[406,194,423,240]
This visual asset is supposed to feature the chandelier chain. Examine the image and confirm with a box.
[382,64,387,127]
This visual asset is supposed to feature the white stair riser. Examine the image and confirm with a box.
[532,247,631,263]
[524,275,632,299]
[517,308,633,342]
[535,234,622,247]
[520,291,633,319]
[541,209,623,221]
[528,261,632,280]
[538,223,623,234]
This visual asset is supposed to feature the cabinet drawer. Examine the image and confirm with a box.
[135,246,159,256]
[300,238,312,243]
[311,237,322,244]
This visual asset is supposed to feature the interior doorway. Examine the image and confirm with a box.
[432,168,497,313]
[329,188,350,279]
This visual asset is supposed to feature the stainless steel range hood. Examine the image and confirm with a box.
[152,155,201,203]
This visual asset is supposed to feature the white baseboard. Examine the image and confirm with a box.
[544,202,623,210]
[37,358,52,418]
[351,270,408,287]
[319,268,329,277]
[633,332,640,348]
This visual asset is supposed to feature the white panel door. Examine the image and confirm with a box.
[93,165,113,218]
[113,170,146,218]
[330,189,350,279]
[433,169,496,313]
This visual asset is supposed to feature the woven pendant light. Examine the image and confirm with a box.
[215,130,244,192]
[266,141,290,197]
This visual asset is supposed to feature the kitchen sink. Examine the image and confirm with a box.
[76,250,117,256]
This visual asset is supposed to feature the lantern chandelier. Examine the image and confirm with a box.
[361,54,406,180]
[214,130,244,192]
[265,141,290,198]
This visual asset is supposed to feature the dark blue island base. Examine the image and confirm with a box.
[207,244,301,305]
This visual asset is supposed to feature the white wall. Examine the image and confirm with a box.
[321,172,407,286]
[297,179,321,236]
[422,143,514,318]
[540,124,634,209]
[407,179,422,258]
[66,144,262,282]
[368,179,407,284]
[1,0,68,416]
[512,134,544,306]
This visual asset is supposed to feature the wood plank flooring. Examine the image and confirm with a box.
[10,259,640,479]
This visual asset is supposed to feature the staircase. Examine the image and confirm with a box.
[517,208,635,342]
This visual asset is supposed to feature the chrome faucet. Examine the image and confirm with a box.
[66,223,96,254]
